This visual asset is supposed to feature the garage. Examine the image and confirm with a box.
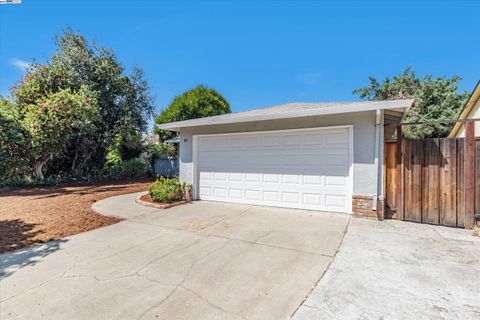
[158,99,413,217]
[194,126,353,213]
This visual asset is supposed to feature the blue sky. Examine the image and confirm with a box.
[1,0,479,122]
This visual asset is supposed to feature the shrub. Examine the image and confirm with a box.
[105,148,122,168]
[148,177,186,203]
[108,158,147,178]
[121,158,148,177]
[148,142,176,158]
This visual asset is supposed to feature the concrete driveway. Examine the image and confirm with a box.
[293,218,480,320]
[0,192,349,320]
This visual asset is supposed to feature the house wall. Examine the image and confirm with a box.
[178,111,380,197]
[456,98,480,137]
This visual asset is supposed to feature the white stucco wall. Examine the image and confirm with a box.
[178,111,380,196]
[456,98,480,137]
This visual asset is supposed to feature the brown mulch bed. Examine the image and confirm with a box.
[0,179,153,253]
[139,193,156,203]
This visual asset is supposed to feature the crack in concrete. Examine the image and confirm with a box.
[0,269,67,303]
[0,249,79,303]
[192,206,254,233]
[134,239,234,320]
[180,285,248,320]
[210,233,333,257]
[0,239,200,304]
[253,229,275,243]
[290,216,351,319]
[129,209,339,260]
[86,231,172,263]
[62,239,203,283]
[135,239,202,275]
[126,217,332,257]
[300,303,338,319]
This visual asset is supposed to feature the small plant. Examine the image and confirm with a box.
[149,177,186,203]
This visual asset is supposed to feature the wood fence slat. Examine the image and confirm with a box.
[422,139,440,224]
[465,121,476,228]
[414,140,423,222]
[475,139,480,220]
[385,142,397,218]
[457,139,465,227]
[405,140,422,222]
[440,139,458,227]
[404,140,412,221]
[395,126,403,220]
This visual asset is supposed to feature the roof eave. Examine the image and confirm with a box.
[448,81,480,138]
[157,99,413,131]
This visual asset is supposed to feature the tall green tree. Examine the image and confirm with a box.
[353,68,469,138]
[23,87,97,179]
[0,98,28,180]
[6,28,155,179]
[155,85,230,141]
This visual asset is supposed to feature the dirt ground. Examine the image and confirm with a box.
[0,179,152,253]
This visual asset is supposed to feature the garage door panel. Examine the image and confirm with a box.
[325,194,346,208]
[196,127,352,213]
[282,175,300,184]
[228,172,243,181]
[245,189,260,200]
[282,192,300,204]
[199,187,212,197]
[228,188,243,199]
[303,193,322,205]
[326,176,346,187]
[213,172,227,181]
[246,173,261,182]
[303,175,323,185]
[262,191,279,202]
[263,174,280,183]
[213,188,227,198]
[199,171,212,180]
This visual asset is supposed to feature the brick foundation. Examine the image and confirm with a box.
[352,195,384,220]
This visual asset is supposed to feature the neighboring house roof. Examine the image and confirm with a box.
[448,81,480,138]
[142,133,160,144]
[158,99,414,131]
[163,137,180,143]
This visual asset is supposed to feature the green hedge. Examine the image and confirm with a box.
[108,158,148,178]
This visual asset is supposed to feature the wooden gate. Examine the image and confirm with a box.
[385,135,477,228]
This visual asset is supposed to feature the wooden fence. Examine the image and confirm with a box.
[385,134,478,228]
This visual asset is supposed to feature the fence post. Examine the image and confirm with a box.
[395,126,403,220]
[465,120,475,228]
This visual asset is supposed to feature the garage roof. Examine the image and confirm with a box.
[158,99,414,131]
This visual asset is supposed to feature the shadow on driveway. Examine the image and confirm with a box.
[0,216,68,279]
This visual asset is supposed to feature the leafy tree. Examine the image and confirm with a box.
[6,28,155,180]
[155,85,230,141]
[148,142,176,158]
[21,87,97,179]
[353,68,469,138]
[0,98,29,180]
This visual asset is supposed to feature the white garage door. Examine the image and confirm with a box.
[195,127,352,213]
